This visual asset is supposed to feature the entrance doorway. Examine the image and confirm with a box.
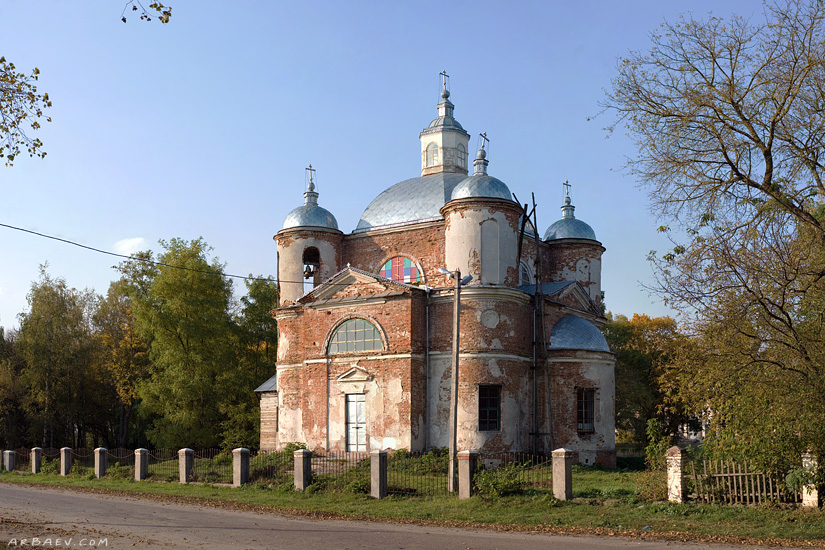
[345,394,366,452]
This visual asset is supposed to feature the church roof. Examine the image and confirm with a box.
[283,203,339,230]
[451,174,512,201]
[543,191,597,242]
[354,173,467,232]
[547,315,610,352]
[254,374,277,393]
[282,166,340,231]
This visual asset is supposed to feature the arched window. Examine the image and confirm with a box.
[302,247,320,294]
[328,318,383,354]
[379,256,421,283]
[457,143,467,169]
[426,142,439,166]
[519,260,533,285]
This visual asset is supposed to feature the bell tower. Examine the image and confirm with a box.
[419,71,471,176]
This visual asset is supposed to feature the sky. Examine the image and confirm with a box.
[0,0,764,332]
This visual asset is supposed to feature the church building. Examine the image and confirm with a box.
[256,77,616,467]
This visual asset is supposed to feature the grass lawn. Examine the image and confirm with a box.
[1,467,823,547]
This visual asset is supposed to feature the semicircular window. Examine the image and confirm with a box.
[379,257,421,283]
[328,318,383,354]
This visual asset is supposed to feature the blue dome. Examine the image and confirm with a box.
[283,204,339,230]
[548,315,610,352]
[543,217,597,241]
[451,175,512,201]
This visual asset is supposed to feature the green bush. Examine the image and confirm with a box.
[474,463,525,499]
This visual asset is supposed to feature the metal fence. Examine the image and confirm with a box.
[12,447,29,472]
[147,449,178,481]
[477,452,553,490]
[106,447,136,479]
[310,451,370,492]
[386,449,449,496]
[689,460,801,504]
[249,450,294,485]
[191,449,233,484]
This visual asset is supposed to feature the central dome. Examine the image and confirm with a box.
[354,173,467,232]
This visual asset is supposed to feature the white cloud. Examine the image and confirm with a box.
[113,237,147,256]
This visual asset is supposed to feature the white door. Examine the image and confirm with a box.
[346,394,366,452]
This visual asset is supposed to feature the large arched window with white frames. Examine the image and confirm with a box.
[327,318,383,354]
[426,142,439,166]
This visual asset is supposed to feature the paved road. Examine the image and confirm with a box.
[0,483,803,549]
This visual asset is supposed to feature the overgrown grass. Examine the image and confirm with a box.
[1,467,823,545]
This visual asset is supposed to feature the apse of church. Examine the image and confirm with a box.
[256,75,615,467]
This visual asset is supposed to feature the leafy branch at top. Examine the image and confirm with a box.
[0,57,52,167]
[121,1,172,24]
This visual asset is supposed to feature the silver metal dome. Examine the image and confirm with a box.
[451,175,512,201]
[283,203,339,230]
[543,193,597,241]
[544,217,597,241]
[548,315,610,352]
[282,169,339,230]
[354,173,467,232]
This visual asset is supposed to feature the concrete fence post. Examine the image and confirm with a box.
[178,448,194,484]
[135,448,148,481]
[31,447,42,474]
[458,450,478,499]
[802,451,821,508]
[370,450,388,499]
[4,450,15,471]
[59,447,72,476]
[294,449,312,491]
[666,445,688,503]
[233,448,250,487]
[94,448,108,478]
[552,448,574,500]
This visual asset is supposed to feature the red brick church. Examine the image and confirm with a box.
[256,77,616,467]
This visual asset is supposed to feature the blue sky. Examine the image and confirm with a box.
[0,0,762,331]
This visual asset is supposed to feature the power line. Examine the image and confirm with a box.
[1,222,273,282]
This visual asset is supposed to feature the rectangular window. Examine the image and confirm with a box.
[577,388,596,433]
[478,385,501,431]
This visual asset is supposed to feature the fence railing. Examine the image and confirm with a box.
[477,451,553,490]
[689,459,801,505]
[387,449,449,496]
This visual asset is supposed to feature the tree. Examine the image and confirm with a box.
[122,238,236,448]
[0,57,51,166]
[219,277,278,449]
[603,313,686,446]
[16,268,110,448]
[0,328,26,448]
[605,0,825,464]
[94,280,151,448]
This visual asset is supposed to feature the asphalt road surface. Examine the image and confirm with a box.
[0,483,804,549]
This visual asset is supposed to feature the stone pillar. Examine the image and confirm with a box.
[94,448,107,478]
[666,445,687,503]
[4,450,15,471]
[457,450,478,500]
[294,449,312,491]
[802,451,821,508]
[370,450,388,499]
[135,448,148,481]
[59,447,72,476]
[232,448,249,487]
[552,448,574,500]
[178,448,194,484]
[31,448,42,474]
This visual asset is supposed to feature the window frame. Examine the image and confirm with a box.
[478,385,502,432]
[425,142,439,166]
[327,317,384,355]
[577,387,596,434]
[378,256,422,284]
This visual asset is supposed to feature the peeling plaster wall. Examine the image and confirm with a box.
[275,229,342,305]
[442,200,521,287]
[547,350,616,467]
[542,241,605,305]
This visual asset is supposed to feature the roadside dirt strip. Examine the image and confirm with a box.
[0,483,808,550]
